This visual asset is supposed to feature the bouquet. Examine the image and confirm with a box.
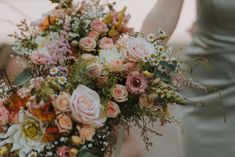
[0,0,187,156]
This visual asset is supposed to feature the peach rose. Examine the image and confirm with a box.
[90,19,108,34]
[56,146,70,157]
[87,31,99,40]
[139,94,155,108]
[0,104,9,126]
[111,85,128,103]
[55,114,73,133]
[127,37,155,61]
[109,59,123,72]
[107,101,121,118]
[80,125,96,141]
[86,63,103,78]
[53,92,71,113]
[79,37,97,51]
[70,85,106,127]
[99,37,114,49]
[123,62,138,72]
[30,77,44,91]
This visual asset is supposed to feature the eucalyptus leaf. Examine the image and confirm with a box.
[14,68,32,87]
[78,149,99,157]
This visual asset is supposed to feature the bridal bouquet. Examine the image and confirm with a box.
[0,0,186,156]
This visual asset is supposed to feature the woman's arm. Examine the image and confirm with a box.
[141,0,184,37]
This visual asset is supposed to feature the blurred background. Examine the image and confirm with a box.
[0,0,196,156]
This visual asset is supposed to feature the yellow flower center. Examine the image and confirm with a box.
[23,122,41,140]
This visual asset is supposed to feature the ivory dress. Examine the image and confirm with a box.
[183,0,235,157]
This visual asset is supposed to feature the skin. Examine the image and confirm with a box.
[141,0,184,38]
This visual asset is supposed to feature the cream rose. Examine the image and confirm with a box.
[109,59,123,72]
[111,85,128,103]
[127,37,155,61]
[70,85,106,127]
[79,37,97,51]
[90,19,108,34]
[139,94,155,108]
[99,37,114,49]
[53,92,71,113]
[79,125,96,141]
[55,114,73,133]
[86,63,103,78]
[87,31,99,40]
[107,101,121,118]
[0,104,9,126]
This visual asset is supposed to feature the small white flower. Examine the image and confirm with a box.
[57,76,67,85]
[50,67,59,75]
[146,33,156,42]
[27,151,38,157]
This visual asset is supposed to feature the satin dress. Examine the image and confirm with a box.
[183,0,235,157]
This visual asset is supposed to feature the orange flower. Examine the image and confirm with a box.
[43,126,59,142]
[39,16,56,31]
[30,101,56,122]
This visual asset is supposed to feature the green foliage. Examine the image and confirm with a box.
[14,68,32,87]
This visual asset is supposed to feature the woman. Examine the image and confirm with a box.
[142,0,235,157]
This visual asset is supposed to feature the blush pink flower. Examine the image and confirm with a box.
[87,31,99,40]
[90,19,108,34]
[123,62,138,72]
[99,37,114,49]
[0,104,9,126]
[53,92,71,113]
[70,85,106,127]
[79,125,96,141]
[30,77,44,91]
[107,101,121,118]
[31,53,54,65]
[55,114,73,133]
[56,146,70,157]
[126,71,148,95]
[111,85,128,102]
[79,37,97,51]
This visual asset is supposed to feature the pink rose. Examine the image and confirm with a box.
[55,114,73,133]
[86,63,103,78]
[56,146,70,157]
[70,85,106,127]
[80,125,96,141]
[17,87,31,99]
[107,101,120,118]
[127,37,155,61]
[0,105,9,126]
[87,31,99,40]
[79,37,97,51]
[99,37,114,49]
[111,85,128,103]
[90,19,108,34]
[53,92,71,113]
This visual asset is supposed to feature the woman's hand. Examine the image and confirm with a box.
[141,0,184,37]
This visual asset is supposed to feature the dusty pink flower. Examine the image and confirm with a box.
[56,114,73,133]
[79,37,97,51]
[99,37,114,49]
[0,104,9,126]
[87,31,99,40]
[53,92,71,113]
[17,87,31,99]
[56,146,70,157]
[126,71,148,95]
[80,125,96,141]
[31,52,54,65]
[70,85,106,127]
[90,19,108,34]
[111,85,128,102]
[107,101,120,118]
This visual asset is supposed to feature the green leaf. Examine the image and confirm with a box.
[160,61,177,72]
[78,149,99,157]
[14,68,32,87]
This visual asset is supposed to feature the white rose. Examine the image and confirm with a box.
[70,85,106,127]
[127,37,155,61]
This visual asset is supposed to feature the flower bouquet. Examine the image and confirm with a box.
[0,0,187,157]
